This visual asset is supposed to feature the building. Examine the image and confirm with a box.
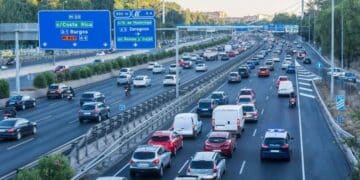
[202,11,227,20]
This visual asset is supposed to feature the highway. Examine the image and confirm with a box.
[102,38,351,180]
[0,37,257,176]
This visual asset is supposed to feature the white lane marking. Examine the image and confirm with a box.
[266,96,269,100]
[261,109,264,115]
[68,119,78,124]
[114,163,129,176]
[7,138,34,150]
[270,86,273,90]
[295,67,306,180]
[297,74,315,78]
[299,93,315,99]
[299,87,313,92]
[239,161,246,175]
[252,129,257,136]
[298,82,311,86]
[35,115,52,123]
[249,79,252,82]
[178,160,189,174]
[298,77,312,81]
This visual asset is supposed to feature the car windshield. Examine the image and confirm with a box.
[82,93,94,98]
[9,96,21,101]
[230,73,238,76]
[120,69,128,73]
[55,66,63,70]
[199,102,211,108]
[0,120,16,127]
[170,65,176,68]
[48,85,59,90]
[135,76,144,80]
[260,68,267,71]
[208,136,227,143]
[240,91,251,95]
[239,97,251,103]
[211,94,222,99]
[119,75,128,78]
[265,62,272,65]
[81,104,95,110]
[94,60,101,63]
[243,106,255,112]
[239,68,246,72]
[133,152,155,159]
[165,76,174,80]
[345,73,353,76]
[264,138,286,146]
[288,66,295,69]
[190,161,214,169]
[279,77,288,81]
[151,136,170,142]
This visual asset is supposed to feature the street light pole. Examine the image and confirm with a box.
[308,15,311,43]
[162,0,165,24]
[15,31,20,94]
[175,30,179,98]
[330,0,335,99]
[341,12,344,69]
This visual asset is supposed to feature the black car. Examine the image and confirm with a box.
[3,106,16,118]
[5,95,36,110]
[303,58,312,64]
[196,99,218,117]
[5,58,15,65]
[238,67,250,78]
[0,118,37,140]
[80,91,105,106]
[260,129,293,161]
[79,102,110,123]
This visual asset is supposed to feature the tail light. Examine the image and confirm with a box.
[153,158,160,165]
[211,118,215,127]
[213,165,218,173]
[129,159,134,164]
[94,108,100,113]
[254,112,258,118]
[282,144,289,149]
[7,128,16,133]
[187,167,191,172]
[237,118,241,126]
[261,144,269,149]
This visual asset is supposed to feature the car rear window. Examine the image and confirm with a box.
[133,152,155,159]
[120,69,128,73]
[211,94,222,99]
[48,85,59,90]
[243,106,254,112]
[9,96,21,101]
[279,77,288,81]
[135,76,144,80]
[165,76,174,80]
[151,136,170,142]
[240,91,251,95]
[208,137,227,143]
[230,73,238,76]
[264,138,286,146]
[81,104,95,110]
[190,161,214,169]
[239,97,251,103]
[82,93,94,98]
[265,62,272,65]
[260,68,267,71]
[199,102,211,108]
[0,120,16,127]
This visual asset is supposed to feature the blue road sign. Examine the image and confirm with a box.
[336,95,345,111]
[119,104,126,112]
[38,10,111,50]
[316,62,323,69]
[114,9,156,50]
[337,115,344,125]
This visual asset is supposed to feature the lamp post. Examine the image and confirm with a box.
[162,0,165,24]
[330,0,335,99]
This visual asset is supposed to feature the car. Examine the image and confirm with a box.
[183,61,193,69]
[0,118,37,140]
[237,95,256,105]
[264,60,274,71]
[228,51,236,57]
[186,152,226,179]
[260,129,293,161]
[281,61,292,70]
[93,59,104,64]
[212,105,245,137]
[147,62,158,70]
[152,64,165,74]
[174,175,201,180]
[239,88,256,99]
[148,130,183,155]
[327,68,343,77]
[190,54,201,61]
[195,63,208,72]
[210,91,229,105]
[117,73,132,85]
[46,83,71,99]
[182,53,191,60]
[163,75,177,86]
[246,61,255,69]
[286,65,296,74]
[80,91,105,106]
[196,98,218,117]
[272,57,280,62]
[96,177,127,180]
[173,113,202,138]
[129,145,171,177]
[168,64,181,74]
[303,58,312,64]
[5,58,15,66]
[54,65,69,73]
[5,95,36,110]
[96,51,106,56]
[342,72,357,83]
[276,76,289,88]
[203,131,236,157]
[238,66,250,78]
[133,75,151,87]
[228,72,241,83]
[78,102,110,123]
[242,104,258,122]
[219,52,229,60]
[258,66,270,77]
[3,106,16,118]
[278,81,294,97]
[251,57,260,65]
[119,68,134,76]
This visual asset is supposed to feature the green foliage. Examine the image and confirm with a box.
[15,169,41,180]
[33,74,47,89]
[71,69,81,80]
[42,72,56,85]
[56,73,65,83]
[0,79,10,98]
[36,154,74,180]
[272,13,299,24]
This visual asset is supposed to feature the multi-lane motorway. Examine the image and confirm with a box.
[102,39,351,180]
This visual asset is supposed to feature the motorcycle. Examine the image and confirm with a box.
[65,90,73,101]
[289,97,297,108]
[124,87,131,96]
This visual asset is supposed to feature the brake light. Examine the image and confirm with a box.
[261,144,269,148]
[187,167,191,172]
[94,108,100,113]
[211,118,215,127]
[129,159,134,164]
[7,128,16,133]
[237,118,241,126]
[282,144,289,149]
[153,158,160,165]
[213,165,218,173]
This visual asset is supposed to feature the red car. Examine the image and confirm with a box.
[228,51,236,57]
[178,59,185,67]
[239,88,256,99]
[258,66,270,77]
[148,130,183,155]
[54,65,69,73]
[276,76,289,88]
[203,131,236,157]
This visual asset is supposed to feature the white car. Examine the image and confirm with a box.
[133,75,151,87]
[168,64,181,74]
[278,81,294,96]
[147,62,158,70]
[281,61,292,69]
[152,64,165,74]
[119,68,134,76]
[195,63,208,72]
[272,57,280,62]
[327,68,344,77]
[96,51,106,56]
[163,75,177,86]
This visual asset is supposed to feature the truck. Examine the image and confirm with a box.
[203,49,218,61]
[224,45,232,52]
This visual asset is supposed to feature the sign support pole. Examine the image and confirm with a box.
[175,29,179,98]
[15,30,20,94]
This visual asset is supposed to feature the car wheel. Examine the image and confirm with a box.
[22,104,26,110]
[16,131,22,140]
[97,115,102,122]
[167,159,171,168]
[79,119,84,123]
[32,126,37,135]
[158,166,164,177]
[129,171,136,177]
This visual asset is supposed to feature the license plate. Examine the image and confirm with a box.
[137,163,149,168]
[9,102,15,105]
[84,112,91,115]
[202,108,208,111]
[270,150,280,153]
[213,150,221,152]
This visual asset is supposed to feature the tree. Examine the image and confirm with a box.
[272,13,299,24]
[15,169,41,180]
[0,79,10,99]
[37,154,74,180]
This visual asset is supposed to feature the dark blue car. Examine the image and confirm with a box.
[196,99,218,117]
[211,91,229,105]
[286,65,296,74]
[246,61,256,69]
[343,72,357,83]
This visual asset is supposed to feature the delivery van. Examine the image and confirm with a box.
[212,105,245,137]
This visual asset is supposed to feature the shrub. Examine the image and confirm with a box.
[56,73,65,83]
[0,79,10,98]
[42,72,56,85]
[104,62,112,72]
[111,60,119,69]
[33,74,47,89]
[71,69,81,80]
[37,154,74,180]
[15,169,40,180]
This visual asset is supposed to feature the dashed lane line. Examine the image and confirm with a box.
[299,93,316,99]
[299,87,313,92]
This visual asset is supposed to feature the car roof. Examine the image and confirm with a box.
[82,102,100,106]
[259,66,269,69]
[175,113,197,118]
[135,145,160,152]
[199,98,212,103]
[193,151,217,161]
[153,131,172,136]
[241,88,253,91]
[264,129,288,139]
[83,91,100,94]
[209,131,229,138]
[214,105,241,110]
[212,91,224,94]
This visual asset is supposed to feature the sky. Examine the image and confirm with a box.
[167,0,301,17]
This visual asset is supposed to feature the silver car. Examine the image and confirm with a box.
[228,72,241,83]
[129,145,171,177]
[117,73,132,85]
[186,152,226,180]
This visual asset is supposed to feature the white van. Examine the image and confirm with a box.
[173,113,202,138]
[212,105,245,137]
[277,81,294,97]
